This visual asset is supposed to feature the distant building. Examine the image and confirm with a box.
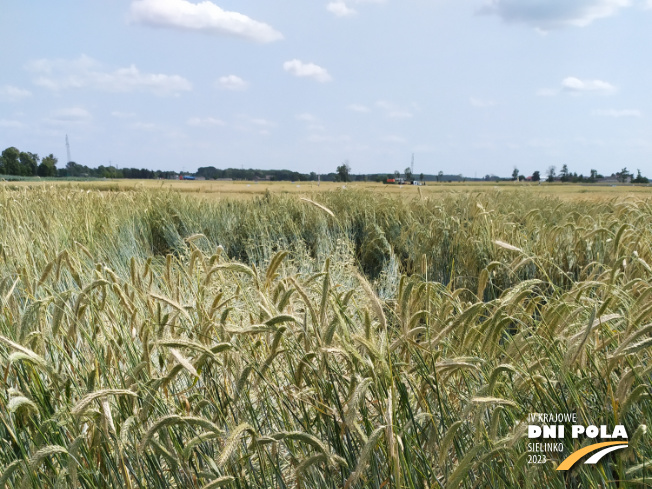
[386,177,416,185]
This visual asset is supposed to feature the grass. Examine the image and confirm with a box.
[0,185,650,488]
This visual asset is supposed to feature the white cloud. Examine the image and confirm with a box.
[591,109,641,117]
[478,0,631,29]
[0,85,32,102]
[250,118,276,127]
[347,103,370,113]
[536,88,558,97]
[129,121,158,131]
[235,116,277,134]
[129,0,282,43]
[295,113,318,122]
[470,97,497,108]
[308,134,351,143]
[382,135,407,144]
[527,137,557,148]
[26,55,192,96]
[574,137,607,146]
[327,0,387,17]
[327,1,357,17]
[562,76,616,93]
[388,110,413,119]
[283,59,332,83]
[296,113,324,131]
[0,119,25,128]
[538,77,616,96]
[376,100,414,118]
[472,140,498,150]
[44,107,92,125]
[187,116,225,127]
[216,75,249,91]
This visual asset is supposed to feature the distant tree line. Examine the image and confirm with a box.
[0,147,176,179]
[508,164,649,184]
[62,161,176,179]
[195,166,324,182]
[2,145,650,184]
[545,165,605,183]
[613,167,649,184]
[0,147,58,177]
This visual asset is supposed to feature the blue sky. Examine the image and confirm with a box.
[1,0,652,177]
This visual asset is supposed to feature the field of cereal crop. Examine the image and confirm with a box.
[0,183,650,488]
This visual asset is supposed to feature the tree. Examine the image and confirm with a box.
[1,147,21,175]
[532,171,540,182]
[546,166,556,183]
[97,165,123,179]
[437,171,443,182]
[65,161,89,177]
[632,169,649,184]
[404,167,413,182]
[512,167,519,181]
[590,169,598,182]
[617,167,631,183]
[560,164,569,182]
[19,152,39,176]
[336,161,351,182]
[419,173,424,182]
[37,154,58,177]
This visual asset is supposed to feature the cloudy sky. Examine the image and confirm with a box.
[2,0,652,177]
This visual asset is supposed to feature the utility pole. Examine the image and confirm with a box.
[66,135,71,163]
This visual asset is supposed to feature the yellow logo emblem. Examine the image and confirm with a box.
[556,441,628,471]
